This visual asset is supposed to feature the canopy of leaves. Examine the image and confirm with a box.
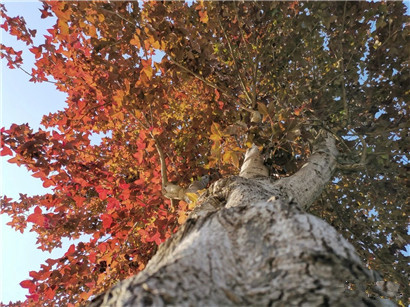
[0,1,408,305]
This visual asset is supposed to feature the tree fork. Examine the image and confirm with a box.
[88,134,389,306]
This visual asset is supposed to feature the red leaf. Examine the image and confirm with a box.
[27,206,45,227]
[20,279,33,289]
[29,270,42,280]
[20,279,36,293]
[88,252,97,263]
[107,198,120,211]
[101,214,113,229]
[26,293,40,301]
[73,195,86,206]
[98,242,108,253]
[40,7,53,19]
[96,187,109,200]
[65,244,75,257]
[46,258,58,266]
[44,287,55,300]
[0,146,12,156]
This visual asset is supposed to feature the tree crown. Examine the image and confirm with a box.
[1,1,408,305]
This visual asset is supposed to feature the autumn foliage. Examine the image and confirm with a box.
[1,1,408,305]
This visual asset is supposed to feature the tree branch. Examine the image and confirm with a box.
[16,64,58,84]
[168,57,253,113]
[337,134,368,172]
[217,15,253,107]
[239,144,269,179]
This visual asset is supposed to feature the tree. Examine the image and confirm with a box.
[0,1,408,306]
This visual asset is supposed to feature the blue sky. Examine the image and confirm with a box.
[0,1,68,303]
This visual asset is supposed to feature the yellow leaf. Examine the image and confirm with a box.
[143,66,153,79]
[151,40,160,49]
[113,112,124,121]
[58,19,69,36]
[210,122,222,136]
[185,192,198,203]
[210,134,222,141]
[230,152,239,168]
[222,151,231,164]
[245,141,253,148]
[113,90,125,105]
[130,34,141,48]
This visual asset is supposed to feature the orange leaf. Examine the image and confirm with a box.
[43,179,54,188]
[29,46,42,59]
[133,151,144,164]
[214,89,220,100]
[141,58,152,68]
[130,35,141,48]
[79,291,91,301]
[32,171,46,179]
[58,19,69,36]
[199,10,209,23]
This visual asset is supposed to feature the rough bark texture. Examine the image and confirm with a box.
[88,134,391,306]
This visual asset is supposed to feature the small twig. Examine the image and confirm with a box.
[340,2,350,127]
[357,135,367,165]
[337,133,368,171]
[99,7,149,59]
[17,65,58,84]
[301,118,352,153]
[233,3,258,108]
[168,57,253,113]
[234,4,253,73]
[217,14,253,107]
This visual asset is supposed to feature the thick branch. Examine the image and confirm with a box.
[270,131,339,210]
[337,134,368,172]
[88,197,378,307]
[239,145,269,179]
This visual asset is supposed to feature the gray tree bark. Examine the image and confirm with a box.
[88,133,391,306]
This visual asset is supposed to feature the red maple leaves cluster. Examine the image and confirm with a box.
[0,2,221,305]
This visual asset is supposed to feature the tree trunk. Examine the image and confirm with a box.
[88,133,390,306]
